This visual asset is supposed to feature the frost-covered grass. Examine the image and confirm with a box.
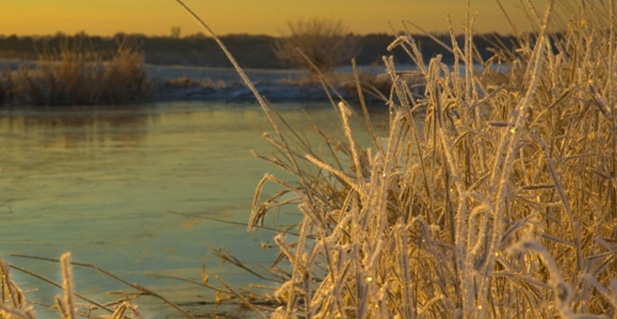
[0,253,145,319]
[245,1,617,318]
[0,44,151,106]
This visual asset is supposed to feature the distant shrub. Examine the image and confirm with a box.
[2,37,151,106]
[274,19,359,75]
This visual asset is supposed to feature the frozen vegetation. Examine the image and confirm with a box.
[0,46,151,106]
[245,1,617,318]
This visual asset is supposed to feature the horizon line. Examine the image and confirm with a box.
[0,29,525,39]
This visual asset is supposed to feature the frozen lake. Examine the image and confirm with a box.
[0,101,387,317]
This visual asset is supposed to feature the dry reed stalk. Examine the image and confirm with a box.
[0,259,36,319]
[56,253,76,319]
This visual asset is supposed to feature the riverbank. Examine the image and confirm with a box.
[146,64,337,102]
[1,58,403,105]
[146,62,420,105]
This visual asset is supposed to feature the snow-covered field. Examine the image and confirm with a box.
[144,64,307,84]
[146,63,394,102]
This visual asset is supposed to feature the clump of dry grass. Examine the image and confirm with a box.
[237,0,617,317]
[1,250,282,318]
[0,39,151,106]
[0,253,143,319]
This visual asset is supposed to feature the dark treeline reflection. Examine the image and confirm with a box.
[0,106,153,149]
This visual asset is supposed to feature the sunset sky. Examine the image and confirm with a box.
[1,1,549,37]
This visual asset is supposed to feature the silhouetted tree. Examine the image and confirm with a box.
[274,19,359,74]
[171,26,181,39]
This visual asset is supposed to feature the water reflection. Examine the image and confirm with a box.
[0,106,152,149]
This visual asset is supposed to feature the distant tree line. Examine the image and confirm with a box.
[0,31,522,69]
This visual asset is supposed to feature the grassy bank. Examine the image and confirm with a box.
[0,42,151,106]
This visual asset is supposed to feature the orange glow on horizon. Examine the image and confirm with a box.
[1,1,550,37]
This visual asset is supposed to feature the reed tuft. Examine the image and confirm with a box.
[0,37,151,106]
[240,0,617,317]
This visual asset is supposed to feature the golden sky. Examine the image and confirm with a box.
[1,1,548,37]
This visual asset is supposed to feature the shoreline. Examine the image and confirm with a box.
[152,81,357,103]
[146,63,393,104]
[1,58,395,105]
